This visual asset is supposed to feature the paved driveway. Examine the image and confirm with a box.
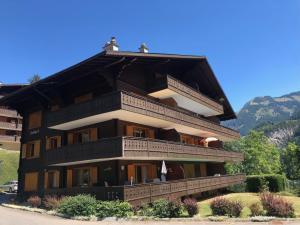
[0,206,299,225]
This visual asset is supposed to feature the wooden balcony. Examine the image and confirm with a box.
[44,137,243,166]
[0,135,20,142]
[47,91,239,141]
[149,75,224,116]
[0,121,22,131]
[0,108,22,118]
[44,174,245,206]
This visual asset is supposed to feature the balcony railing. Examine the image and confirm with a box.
[0,121,22,131]
[0,135,20,142]
[150,75,224,115]
[44,137,243,165]
[44,174,245,205]
[47,91,239,140]
[0,108,21,118]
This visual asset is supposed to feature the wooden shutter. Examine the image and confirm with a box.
[148,165,157,179]
[127,164,135,182]
[28,111,42,129]
[90,128,98,141]
[57,136,62,148]
[90,167,98,185]
[68,133,74,144]
[200,163,207,177]
[46,137,50,150]
[126,125,133,136]
[148,129,155,139]
[34,140,40,157]
[67,169,72,188]
[24,172,38,191]
[44,172,48,189]
[55,171,60,188]
[21,144,26,158]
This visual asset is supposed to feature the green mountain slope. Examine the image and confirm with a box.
[0,149,19,184]
[223,91,300,136]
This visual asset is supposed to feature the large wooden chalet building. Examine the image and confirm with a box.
[0,38,244,205]
[0,84,26,150]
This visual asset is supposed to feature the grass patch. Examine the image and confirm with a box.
[197,192,300,218]
[0,148,19,184]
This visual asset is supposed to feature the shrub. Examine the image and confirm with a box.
[249,202,264,216]
[260,192,295,218]
[210,197,242,217]
[43,195,63,210]
[246,175,285,192]
[137,203,153,217]
[227,183,246,193]
[210,197,231,216]
[228,201,243,217]
[57,194,97,217]
[183,198,198,217]
[96,201,133,218]
[151,199,183,218]
[27,196,41,208]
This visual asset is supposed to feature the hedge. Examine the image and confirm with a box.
[246,174,286,192]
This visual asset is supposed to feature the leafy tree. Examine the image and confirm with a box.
[281,142,300,180]
[28,74,41,84]
[225,131,282,175]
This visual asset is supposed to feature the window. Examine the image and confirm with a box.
[28,111,42,129]
[46,136,61,150]
[24,172,38,191]
[26,143,35,158]
[73,168,90,187]
[74,130,90,144]
[22,140,40,159]
[133,127,146,138]
[47,171,59,188]
[50,138,58,149]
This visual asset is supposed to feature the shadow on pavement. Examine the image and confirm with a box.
[0,192,16,204]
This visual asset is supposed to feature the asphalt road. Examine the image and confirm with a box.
[0,206,299,225]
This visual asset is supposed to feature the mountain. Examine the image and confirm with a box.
[223,91,300,136]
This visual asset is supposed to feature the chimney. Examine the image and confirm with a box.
[139,43,149,53]
[103,37,119,51]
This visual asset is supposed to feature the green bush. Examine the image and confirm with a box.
[96,201,133,218]
[151,199,183,218]
[246,175,286,192]
[57,194,97,217]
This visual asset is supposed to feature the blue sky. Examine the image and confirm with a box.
[0,0,299,111]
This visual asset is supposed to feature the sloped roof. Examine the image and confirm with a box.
[0,50,236,120]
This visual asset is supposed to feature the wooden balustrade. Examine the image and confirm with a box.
[47,91,239,140]
[0,121,22,130]
[165,75,224,113]
[0,108,21,118]
[44,174,245,205]
[45,137,243,165]
[0,135,20,142]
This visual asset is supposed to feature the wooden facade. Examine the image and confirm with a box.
[0,47,244,204]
